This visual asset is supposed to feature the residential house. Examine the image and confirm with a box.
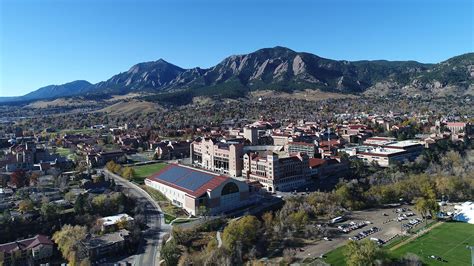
[0,235,54,265]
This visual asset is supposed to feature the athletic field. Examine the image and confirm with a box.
[324,222,474,265]
[391,222,474,266]
[132,163,167,183]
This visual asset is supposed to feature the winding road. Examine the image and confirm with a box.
[102,169,171,266]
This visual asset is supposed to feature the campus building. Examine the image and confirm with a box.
[446,122,471,134]
[86,150,125,167]
[242,152,309,192]
[145,164,252,216]
[363,137,424,157]
[287,142,317,158]
[243,126,259,145]
[190,137,243,177]
[338,137,423,167]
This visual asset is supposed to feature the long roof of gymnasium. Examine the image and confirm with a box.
[147,164,228,197]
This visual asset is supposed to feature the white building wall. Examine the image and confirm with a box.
[145,179,190,212]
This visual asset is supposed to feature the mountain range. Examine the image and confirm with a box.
[2,47,473,103]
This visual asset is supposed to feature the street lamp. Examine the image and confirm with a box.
[466,246,474,266]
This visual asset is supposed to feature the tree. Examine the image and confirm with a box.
[92,174,105,184]
[198,205,210,220]
[105,161,116,172]
[204,246,232,265]
[262,211,274,231]
[74,193,87,214]
[282,248,296,264]
[112,164,122,175]
[79,258,91,266]
[64,191,77,203]
[40,202,59,220]
[116,216,129,230]
[161,239,181,266]
[176,228,199,250]
[344,239,385,266]
[414,197,439,225]
[29,172,40,186]
[91,194,107,213]
[52,225,87,264]
[289,210,309,231]
[18,199,34,213]
[10,170,27,188]
[222,215,260,251]
[122,167,135,180]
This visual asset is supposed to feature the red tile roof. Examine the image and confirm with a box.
[446,122,467,127]
[309,158,326,168]
[289,142,315,147]
[320,139,341,147]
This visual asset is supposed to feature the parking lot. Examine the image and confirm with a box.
[296,204,427,260]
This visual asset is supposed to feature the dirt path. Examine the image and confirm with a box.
[389,222,443,251]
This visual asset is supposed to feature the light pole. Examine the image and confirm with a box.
[466,246,474,266]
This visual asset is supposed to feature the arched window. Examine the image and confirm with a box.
[221,182,239,195]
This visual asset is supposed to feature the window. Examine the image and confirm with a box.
[221,182,239,195]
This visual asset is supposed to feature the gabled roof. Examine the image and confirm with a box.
[0,235,53,253]
[147,164,228,198]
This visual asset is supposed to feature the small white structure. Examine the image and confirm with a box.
[99,213,134,230]
[453,201,474,224]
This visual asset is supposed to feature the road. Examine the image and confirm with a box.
[102,169,170,266]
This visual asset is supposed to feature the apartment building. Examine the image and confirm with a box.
[242,152,309,192]
[190,138,243,177]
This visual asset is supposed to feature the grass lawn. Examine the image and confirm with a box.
[55,147,71,156]
[164,213,176,224]
[324,222,474,266]
[172,218,195,224]
[132,163,167,184]
[54,147,78,161]
[390,222,474,266]
[143,186,168,201]
[324,245,346,266]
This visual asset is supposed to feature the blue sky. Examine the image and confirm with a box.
[0,0,472,97]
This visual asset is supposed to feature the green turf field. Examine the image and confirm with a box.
[324,245,346,265]
[132,163,167,183]
[390,222,474,266]
[324,222,474,266]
